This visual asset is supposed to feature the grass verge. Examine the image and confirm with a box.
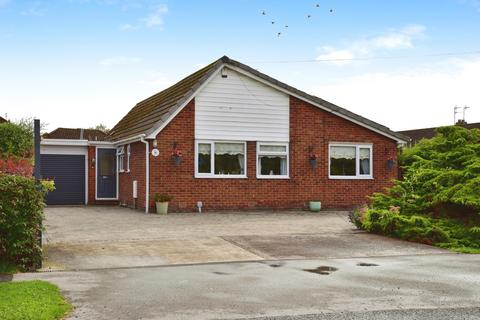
[0,280,72,320]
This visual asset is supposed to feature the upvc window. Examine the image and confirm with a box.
[117,146,125,173]
[329,144,373,179]
[256,142,289,179]
[126,144,131,172]
[196,141,246,178]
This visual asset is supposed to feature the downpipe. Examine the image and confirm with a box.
[140,136,149,214]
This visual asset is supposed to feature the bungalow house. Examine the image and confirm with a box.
[40,56,408,212]
[0,116,7,123]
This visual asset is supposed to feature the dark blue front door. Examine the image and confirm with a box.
[97,148,117,199]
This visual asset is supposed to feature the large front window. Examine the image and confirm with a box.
[196,141,246,178]
[257,142,289,178]
[329,144,372,179]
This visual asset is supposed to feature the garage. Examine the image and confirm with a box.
[41,154,86,205]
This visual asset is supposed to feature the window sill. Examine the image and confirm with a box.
[195,175,247,179]
[329,176,374,180]
[257,175,290,180]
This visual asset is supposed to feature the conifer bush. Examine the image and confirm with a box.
[352,126,480,253]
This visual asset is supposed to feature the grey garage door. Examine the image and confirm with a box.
[41,154,86,205]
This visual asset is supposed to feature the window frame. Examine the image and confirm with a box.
[195,140,247,179]
[328,143,373,180]
[126,144,131,173]
[116,146,125,173]
[256,142,289,179]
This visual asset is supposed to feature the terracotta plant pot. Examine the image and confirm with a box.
[309,201,321,212]
[156,202,169,214]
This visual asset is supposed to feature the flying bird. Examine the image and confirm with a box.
[316,4,320,7]
[330,9,334,13]
[271,21,275,24]
[307,14,311,18]
[277,32,282,37]
[285,25,288,28]
[261,10,266,15]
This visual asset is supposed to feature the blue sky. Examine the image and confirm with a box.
[1,0,480,131]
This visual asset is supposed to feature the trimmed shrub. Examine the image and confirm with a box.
[0,174,53,271]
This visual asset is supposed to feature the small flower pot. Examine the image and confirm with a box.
[309,201,322,212]
[172,156,182,166]
[156,202,169,214]
[309,159,318,168]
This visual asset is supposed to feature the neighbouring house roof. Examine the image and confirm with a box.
[398,122,480,145]
[43,128,108,141]
[108,56,409,143]
[0,116,7,124]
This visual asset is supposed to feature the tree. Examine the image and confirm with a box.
[0,119,35,158]
[372,125,480,216]
[90,123,110,133]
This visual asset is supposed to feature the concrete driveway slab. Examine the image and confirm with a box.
[42,206,448,270]
[45,238,262,270]
[223,233,446,260]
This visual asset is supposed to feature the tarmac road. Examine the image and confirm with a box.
[14,253,480,320]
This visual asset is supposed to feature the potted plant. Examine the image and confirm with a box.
[309,153,318,168]
[154,193,173,214]
[171,148,183,166]
[309,201,322,212]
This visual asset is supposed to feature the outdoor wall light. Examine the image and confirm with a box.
[152,139,158,148]
[221,68,228,78]
[387,159,396,170]
[91,157,95,167]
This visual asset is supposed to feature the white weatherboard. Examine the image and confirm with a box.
[195,68,289,142]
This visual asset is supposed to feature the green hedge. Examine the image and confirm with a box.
[0,174,50,271]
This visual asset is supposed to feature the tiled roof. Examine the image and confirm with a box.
[398,122,480,144]
[43,128,108,141]
[107,56,409,143]
[108,60,222,141]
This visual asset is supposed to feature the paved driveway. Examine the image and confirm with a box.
[42,206,446,270]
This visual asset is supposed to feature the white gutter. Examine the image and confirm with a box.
[112,134,146,147]
[41,139,89,146]
[140,136,150,214]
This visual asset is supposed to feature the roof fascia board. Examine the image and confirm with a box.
[145,64,224,140]
[41,139,89,146]
[112,134,146,146]
[225,65,407,143]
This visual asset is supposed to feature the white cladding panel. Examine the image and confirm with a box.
[40,145,88,155]
[195,68,289,141]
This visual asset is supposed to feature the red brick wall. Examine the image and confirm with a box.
[118,141,146,210]
[134,97,398,212]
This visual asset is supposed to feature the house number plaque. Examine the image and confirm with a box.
[151,148,160,157]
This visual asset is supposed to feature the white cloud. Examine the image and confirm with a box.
[21,7,47,16]
[460,0,480,12]
[310,58,480,130]
[138,72,171,89]
[120,3,168,31]
[119,23,137,31]
[317,25,426,65]
[140,3,168,28]
[99,56,141,66]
